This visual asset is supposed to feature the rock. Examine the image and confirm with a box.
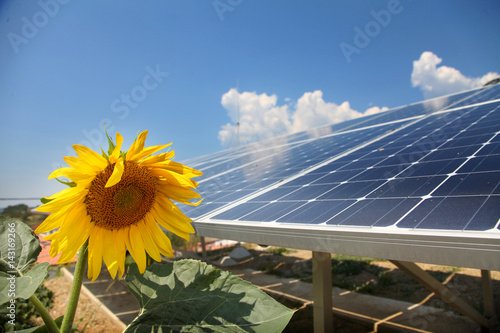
[229,247,251,261]
[216,256,238,267]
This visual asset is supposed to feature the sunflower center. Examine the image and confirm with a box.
[86,161,157,230]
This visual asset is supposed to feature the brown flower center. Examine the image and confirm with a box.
[86,161,157,230]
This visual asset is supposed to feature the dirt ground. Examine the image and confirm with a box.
[34,276,124,333]
[33,246,499,332]
[231,246,500,319]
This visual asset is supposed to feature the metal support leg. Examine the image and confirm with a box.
[390,260,490,330]
[313,251,332,333]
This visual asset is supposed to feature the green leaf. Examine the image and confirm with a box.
[125,260,295,333]
[0,217,49,305]
[0,263,50,303]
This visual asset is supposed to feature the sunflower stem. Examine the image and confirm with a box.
[29,294,60,333]
[60,240,88,333]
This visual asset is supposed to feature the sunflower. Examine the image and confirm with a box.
[36,130,202,281]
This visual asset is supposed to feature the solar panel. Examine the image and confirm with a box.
[184,85,500,270]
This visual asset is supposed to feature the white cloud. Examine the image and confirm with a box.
[219,51,498,146]
[218,89,291,146]
[292,91,363,133]
[411,51,499,98]
[218,89,386,147]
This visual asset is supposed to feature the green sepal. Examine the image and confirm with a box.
[101,146,110,161]
[104,124,116,156]
[55,178,77,188]
[40,197,52,205]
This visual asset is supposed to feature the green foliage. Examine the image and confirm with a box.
[377,271,394,287]
[165,230,200,250]
[0,284,55,332]
[1,204,29,220]
[267,247,294,256]
[331,254,379,263]
[332,258,368,276]
[0,217,50,305]
[1,204,47,227]
[125,259,295,332]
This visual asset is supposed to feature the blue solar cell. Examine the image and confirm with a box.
[465,196,500,231]
[327,198,421,227]
[445,84,500,109]
[432,172,500,197]
[279,184,336,201]
[397,159,466,178]
[317,180,385,199]
[351,165,410,181]
[401,197,491,230]
[420,145,480,162]
[478,142,500,155]
[238,201,306,222]
[367,176,446,198]
[276,200,354,224]
[211,202,265,221]
[458,155,500,173]
[311,169,365,185]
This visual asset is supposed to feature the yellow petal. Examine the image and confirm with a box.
[115,229,127,279]
[126,130,148,161]
[57,220,91,264]
[88,227,105,281]
[129,144,172,162]
[150,168,197,189]
[125,224,147,273]
[102,229,119,279]
[109,132,124,164]
[151,202,192,241]
[138,220,161,262]
[157,184,202,206]
[73,144,108,170]
[145,216,174,257]
[48,167,91,183]
[105,159,124,187]
[36,188,85,213]
[139,151,176,166]
[35,206,71,233]
[143,160,203,179]
[52,241,67,259]
[38,186,76,202]
[64,156,101,174]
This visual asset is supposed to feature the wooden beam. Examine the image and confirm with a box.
[481,270,497,332]
[390,260,490,330]
[312,251,333,333]
[200,236,207,259]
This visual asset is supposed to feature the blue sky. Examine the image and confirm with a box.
[1,0,499,207]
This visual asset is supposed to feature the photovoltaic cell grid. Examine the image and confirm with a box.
[182,87,485,172]
[181,86,493,223]
[182,120,411,219]
[444,84,500,110]
[209,100,500,232]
